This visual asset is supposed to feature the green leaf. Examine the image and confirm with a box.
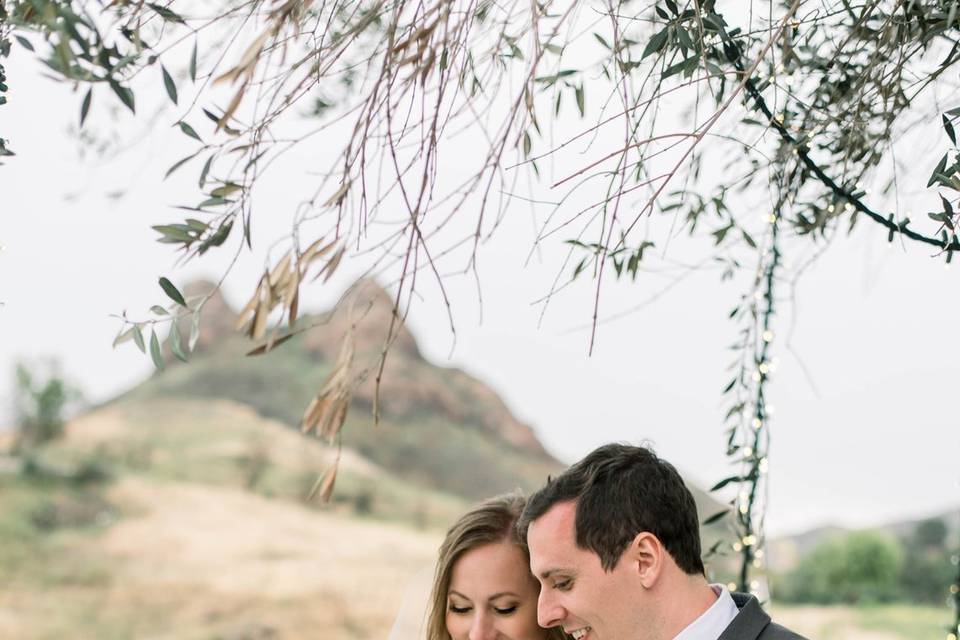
[150,305,169,315]
[162,65,178,105]
[712,223,733,245]
[662,56,698,79]
[941,193,954,217]
[928,152,948,188]
[15,35,34,52]
[593,33,611,50]
[178,121,202,142]
[79,88,92,127]
[198,155,213,188]
[642,28,669,60]
[722,377,737,393]
[702,510,729,526]
[944,114,956,145]
[709,475,743,492]
[188,312,202,351]
[112,327,135,348]
[210,182,242,198]
[190,40,198,82]
[152,223,195,243]
[109,80,135,114]
[164,151,200,180]
[169,320,189,362]
[147,3,186,24]
[199,220,233,253]
[149,330,164,370]
[741,229,757,248]
[132,325,146,353]
[159,277,187,307]
[522,131,532,157]
[575,83,585,117]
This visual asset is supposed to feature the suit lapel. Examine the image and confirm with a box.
[717,593,770,640]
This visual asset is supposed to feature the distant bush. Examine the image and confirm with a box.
[11,360,82,454]
[899,518,955,605]
[782,531,903,604]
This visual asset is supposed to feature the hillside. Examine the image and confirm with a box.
[124,279,562,501]
[768,510,960,573]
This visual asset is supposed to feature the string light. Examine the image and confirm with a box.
[762,330,774,342]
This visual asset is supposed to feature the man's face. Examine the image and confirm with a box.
[526,501,646,640]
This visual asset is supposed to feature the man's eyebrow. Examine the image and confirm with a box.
[538,568,572,580]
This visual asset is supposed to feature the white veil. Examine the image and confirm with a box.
[387,564,436,640]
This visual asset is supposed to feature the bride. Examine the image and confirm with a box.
[389,493,568,640]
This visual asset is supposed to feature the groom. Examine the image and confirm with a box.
[518,443,807,640]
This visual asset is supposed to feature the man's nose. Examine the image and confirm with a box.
[468,610,497,640]
[538,588,565,629]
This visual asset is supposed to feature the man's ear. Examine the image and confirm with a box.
[628,532,663,589]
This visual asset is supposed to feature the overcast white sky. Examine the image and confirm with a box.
[2,43,958,539]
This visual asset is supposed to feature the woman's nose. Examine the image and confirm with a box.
[467,611,497,640]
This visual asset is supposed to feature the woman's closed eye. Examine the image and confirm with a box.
[493,604,518,615]
[448,603,472,614]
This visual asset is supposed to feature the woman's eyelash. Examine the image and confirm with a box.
[449,605,472,614]
[494,605,518,615]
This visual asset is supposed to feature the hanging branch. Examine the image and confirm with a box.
[721,35,960,254]
[714,200,781,595]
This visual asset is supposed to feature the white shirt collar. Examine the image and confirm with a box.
[671,584,739,640]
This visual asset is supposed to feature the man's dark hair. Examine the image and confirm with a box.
[518,442,705,575]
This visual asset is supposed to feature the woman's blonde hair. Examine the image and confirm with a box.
[425,492,567,640]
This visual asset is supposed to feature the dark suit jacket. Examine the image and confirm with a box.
[717,593,808,640]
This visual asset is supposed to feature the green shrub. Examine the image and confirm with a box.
[783,531,903,604]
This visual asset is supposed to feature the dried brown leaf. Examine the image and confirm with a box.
[300,395,324,433]
[300,237,336,270]
[288,286,299,326]
[219,84,247,131]
[252,297,270,341]
[245,331,296,356]
[268,252,292,288]
[307,462,338,503]
[319,393,349,443]
[323,181,351,208]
